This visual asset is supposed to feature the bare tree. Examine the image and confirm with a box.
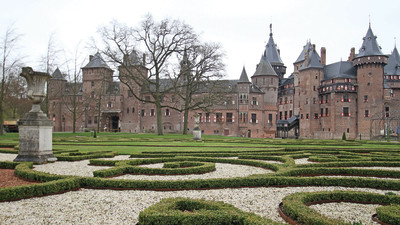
[39,33,62,116]
[96,15,197,135]
[176,43,226,134]
[0,25,23,135]
[4,71,30,119]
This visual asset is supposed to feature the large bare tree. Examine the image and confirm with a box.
[176,43,226,134]
[0,25,23,135]
[96,15,197,135]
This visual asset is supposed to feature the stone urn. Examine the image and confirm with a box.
[14,67,57,163]
[193,114,201,140]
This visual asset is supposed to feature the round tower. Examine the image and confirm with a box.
[353,23,388,139]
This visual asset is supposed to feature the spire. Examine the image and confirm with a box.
[384,45,400,75]
[51,67,65,80]
[355,23,384,58]
[262,23,283,65]
[238,66,251,83]
[294,41,312,63]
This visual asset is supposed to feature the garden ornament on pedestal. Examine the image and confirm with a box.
[14,67,57,163]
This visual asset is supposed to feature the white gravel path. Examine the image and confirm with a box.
[113,163,272,180]
[0,153,17,161]
[310,202,380,225]
[294,158,316,164]
[0,186,397,225]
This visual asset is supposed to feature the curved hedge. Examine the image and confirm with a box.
[281,191,400,225]
[376,204,400,225]
[138,197,283,225]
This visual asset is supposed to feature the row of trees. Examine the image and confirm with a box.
[0,14,226,135]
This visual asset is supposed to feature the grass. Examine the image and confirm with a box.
[2,132,400,154]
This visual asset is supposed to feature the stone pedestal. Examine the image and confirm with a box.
[14,107,57,163]
[193,130,202,141]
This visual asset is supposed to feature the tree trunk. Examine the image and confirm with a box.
[183,109,189,135]
[72,109,76,133]
[156,102,163,135]
[0,100,3,135]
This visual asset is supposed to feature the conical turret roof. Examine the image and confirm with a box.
[262,24,284,66]
[51,67,65,79]
[299,48,323,70]
[356,24,384,58]
[384,46,400,75]
[252,58,277,77]
[238,66,251,83]
[294,41,312,63]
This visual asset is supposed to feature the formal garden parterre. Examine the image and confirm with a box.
[0,133,400,224]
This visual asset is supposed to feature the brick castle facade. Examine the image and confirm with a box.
[48,23,400,139]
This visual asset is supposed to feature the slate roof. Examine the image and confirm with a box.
[51,67,65,79]
[384,46,400,76]
[299,49,323,70]
[252,58,277,77]
[322,61,356,81]
[238,66,251,83]
[294,41,312,63]
[262,24,284,65]
[83,52,112,70]
[355,24,384,58]
[281,73,294,86]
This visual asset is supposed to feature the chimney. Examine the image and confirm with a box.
[89,55,94,62]
[304,50,309,67]
[321,47,326,66]
[347,47,355,62]
[312,44,316,51]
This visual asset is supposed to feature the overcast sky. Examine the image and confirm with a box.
[1,0,400,79]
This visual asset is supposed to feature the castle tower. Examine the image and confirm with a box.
[48,67,67,131]
[251,59,278,137]
[261,24,286,85]
[81,53,114,130]
[353,23,388,139]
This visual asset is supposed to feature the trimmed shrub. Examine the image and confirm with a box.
[282,191,400,225]
[0,178,80,202]
[376,204,400,225]
[138,197,283,225]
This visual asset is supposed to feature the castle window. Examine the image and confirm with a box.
[132,107,135,113]
[127,107,129,113]
[206,113,210,122]
[88,117,92,124]
[289,110,292,118]
[313,98,316,104]
[342,94,350,102]
[91,91,95,98]
[279,111,282,120]
[216,113,223,123]
[268,114,273,124]
[284,111,288,120]
[364,95,368,103]
[342,107,350,117]
[226,113,233,123]
[385,107,390,117]
[151,109,155,116]
[313,86,316,91]
[251,113,257,124]
[165,108,170,116]
[252,97,258,105]
[305,98,308,104]
[314,113,319,119]
[91,81,94,87]
[365,110,369,118]
[301,114,303,119]
[320,108,324,117]
[141,109,145,117]
[107,102,112,108]
[325,108,329,117]
[198,113,202,123]
[306,113,309,120]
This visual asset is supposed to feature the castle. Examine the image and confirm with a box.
[48,23,400,139]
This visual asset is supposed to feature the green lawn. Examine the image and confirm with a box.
[1,132,400,154]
